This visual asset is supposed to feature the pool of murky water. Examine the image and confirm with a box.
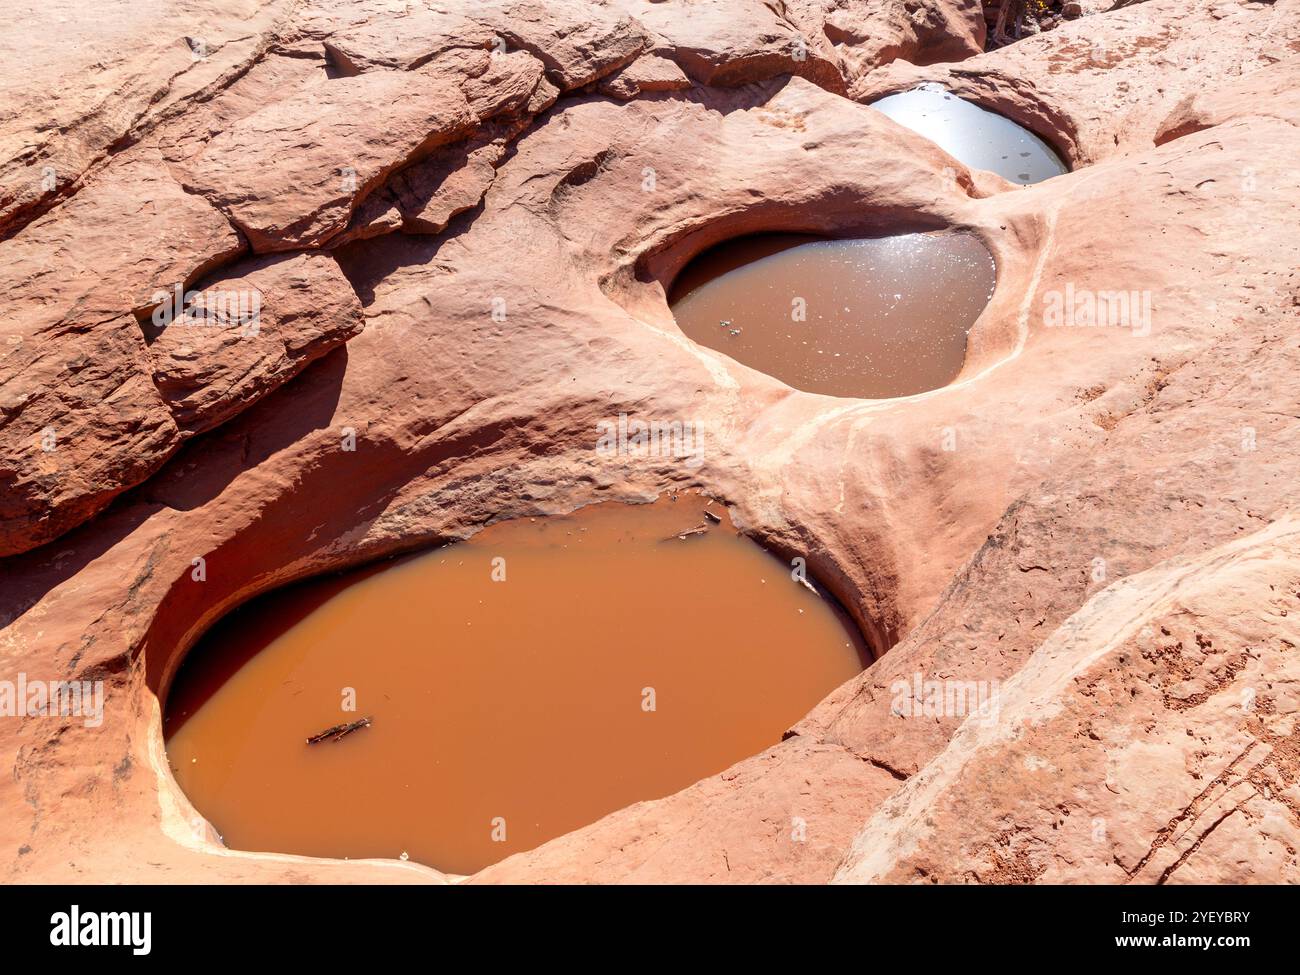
[164,494,867,875]
[669,232,996,399]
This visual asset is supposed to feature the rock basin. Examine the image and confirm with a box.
[870,85,1069,184]
[164,494,866,875]
[670,232,996,399]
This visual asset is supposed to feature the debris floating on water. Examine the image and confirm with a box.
[306,716,372,745]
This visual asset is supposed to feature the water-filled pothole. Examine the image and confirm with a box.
[871,85,1068,185]
[164,494,867,875]
[669,232,996,399]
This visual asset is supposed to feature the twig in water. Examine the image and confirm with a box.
[306,717,372,745]
[660,524,709,542]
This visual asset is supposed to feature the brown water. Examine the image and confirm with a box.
[164,495,866,875]
[669,232,996,399]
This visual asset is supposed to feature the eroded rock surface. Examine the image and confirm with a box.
[835,516,1300,884]
[148,253,364,434]
[180,66,479,252]
[1,0,1298,886]
[0,0,296,236]
[0,151,243,556]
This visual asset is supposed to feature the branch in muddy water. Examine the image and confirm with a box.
[306,717,372,745]
[661,524,710,542]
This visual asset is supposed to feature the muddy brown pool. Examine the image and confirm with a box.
[670,232,996,399]
[164,495,867,875]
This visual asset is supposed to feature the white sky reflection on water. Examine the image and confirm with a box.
[871,84,1069,185]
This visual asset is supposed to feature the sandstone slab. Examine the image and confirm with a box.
[181,68,477,252]
[475,0,651,90]
[0,0,294,236]
[147,252,364,434]
[322,7,497,74]
[0,151,243,556]
[835,517,1300,884]
[599,55,693,99]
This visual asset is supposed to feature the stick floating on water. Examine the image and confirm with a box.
[658,523,709,543]
[306,717,372,745]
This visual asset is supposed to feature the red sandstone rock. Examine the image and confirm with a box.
[0,0,292,237]
[802,0,987,72]
[462,51,549,120]
[0,318,178,562]
[148,253,364,434]
[633,0,847,91]
[1155,54,1300,146]
[599,55,694,99]
[0,151,243,556]
[1,0,1298,889]
[180,67,478,252]
[626,0,985,92]
[0,151,244,329]
[475,0,651,90]
[321,8,497,74]
[389,132,517,236]
[834,517,1300,884]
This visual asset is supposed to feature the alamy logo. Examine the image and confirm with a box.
[1042,284,1152,336]
[890,672,1000,724]
[596,413,705,469]
[0,673,103,728]
[150,283,262,335]
[50,906,151,955]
